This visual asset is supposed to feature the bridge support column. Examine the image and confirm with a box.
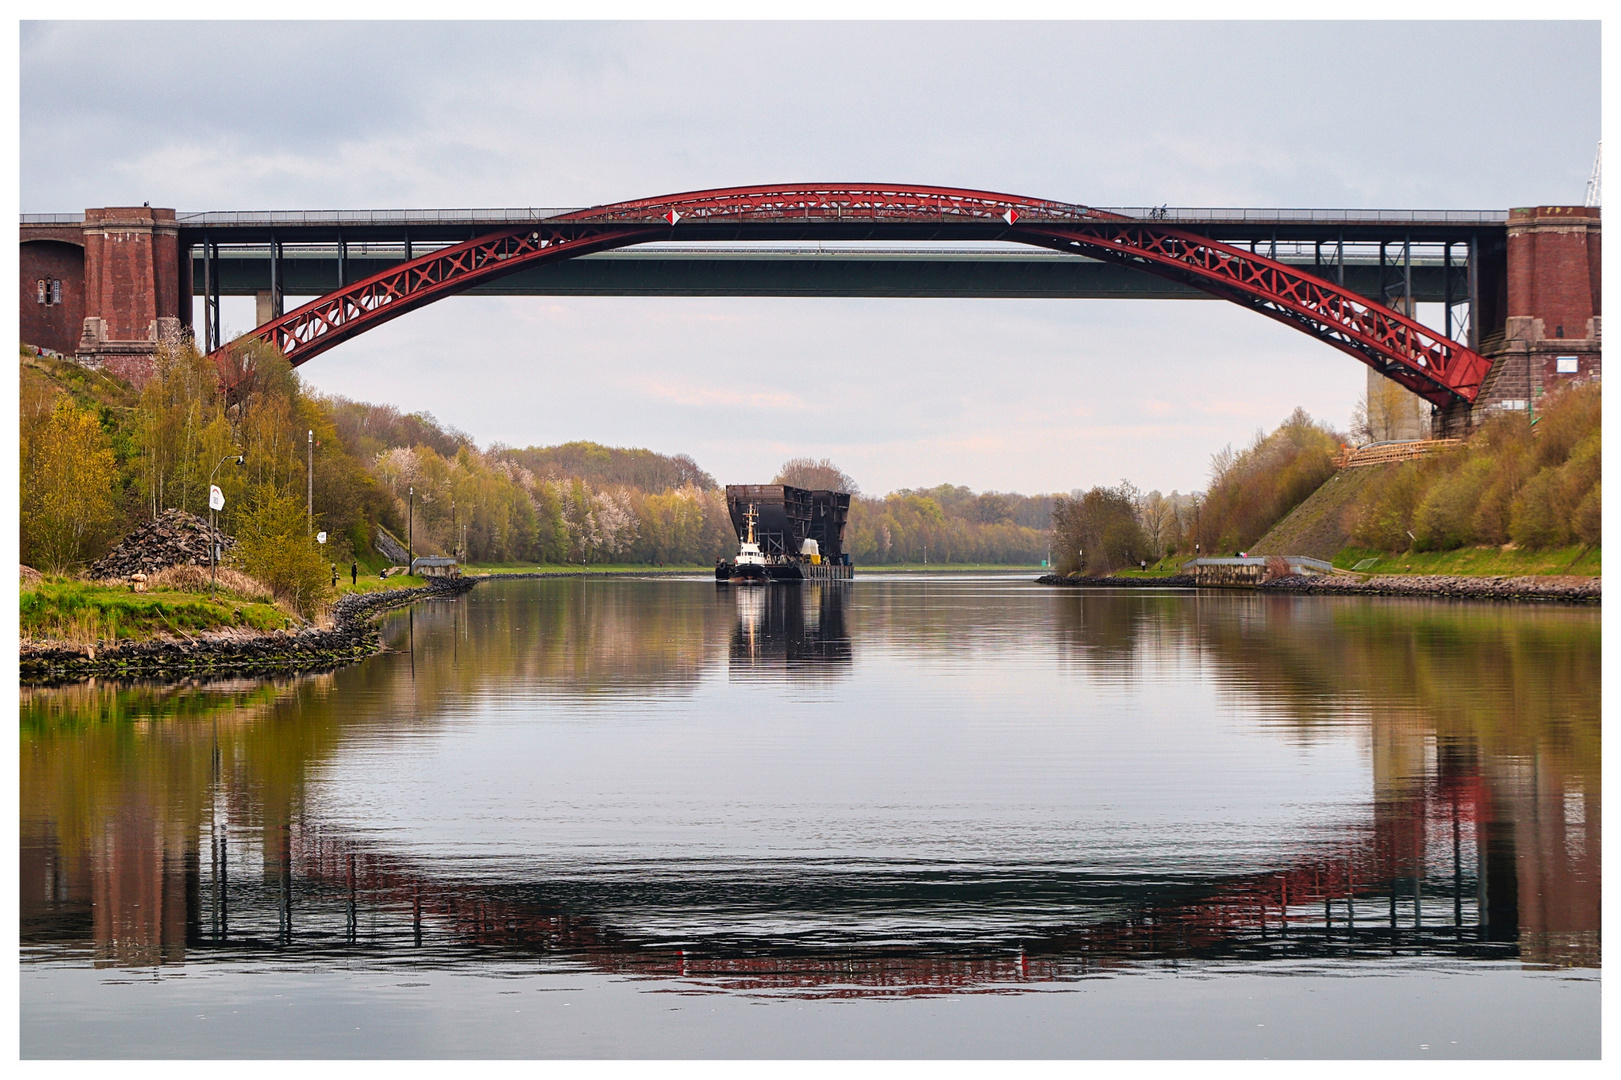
[1362,294,1432,441]
[76,206,185,383]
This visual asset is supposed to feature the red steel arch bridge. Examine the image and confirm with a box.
[20,186,1602,429]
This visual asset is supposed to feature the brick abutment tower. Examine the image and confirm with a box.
[1437,205,1602,434]
[73,206,188,382]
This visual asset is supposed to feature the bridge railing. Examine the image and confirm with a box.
[170,208,581,226]
[23,207,1513,228]
[1100,207,1509,225]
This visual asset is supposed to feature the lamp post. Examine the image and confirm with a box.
[408,485,414,572]
[306,429,314,539]
[208,453,244,599]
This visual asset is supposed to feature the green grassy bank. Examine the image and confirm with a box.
[20,576,290,644]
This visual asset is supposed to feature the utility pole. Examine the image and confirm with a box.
[307,429,314,538]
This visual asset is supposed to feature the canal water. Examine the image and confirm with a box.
[20,577,1599,1058]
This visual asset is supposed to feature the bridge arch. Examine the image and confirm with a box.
[214,184,1493,407]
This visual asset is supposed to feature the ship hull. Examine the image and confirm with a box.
[715,561,853,583]
[718,562,769,584]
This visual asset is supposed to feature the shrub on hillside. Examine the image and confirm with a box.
[1413,454,1494,550]
[1351,382,1600,553]
[1197,408,1343,554]
[1351,460,1432,551]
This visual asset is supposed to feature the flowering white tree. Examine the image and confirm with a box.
[591,488,640,559]
[374,446,419,496]
[547,477,599,560]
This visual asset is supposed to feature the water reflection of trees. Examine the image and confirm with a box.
[382,578,731,703]
[20,583,1601,977]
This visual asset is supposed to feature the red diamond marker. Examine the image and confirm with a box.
[1003,208,1020,225]
[665,209,683,225]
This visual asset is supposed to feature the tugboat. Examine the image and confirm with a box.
[723,504,770,584]
[715,484,854,583]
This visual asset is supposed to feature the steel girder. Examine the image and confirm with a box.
[215,184,1491,404]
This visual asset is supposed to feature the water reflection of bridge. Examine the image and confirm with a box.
[20,585,1599,990]
[20,729,1576,994]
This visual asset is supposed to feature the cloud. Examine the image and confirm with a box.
[634,379,808,411]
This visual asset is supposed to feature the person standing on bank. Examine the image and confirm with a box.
[351,562,358,586]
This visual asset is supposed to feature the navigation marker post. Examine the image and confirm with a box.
[207,453,244,599]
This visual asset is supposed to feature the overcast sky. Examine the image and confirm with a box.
[20,20,1601,496]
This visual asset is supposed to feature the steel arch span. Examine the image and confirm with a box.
[214,184,1493,407]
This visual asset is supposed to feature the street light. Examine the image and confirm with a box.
[208,453,244,598]
[408,484,414,572]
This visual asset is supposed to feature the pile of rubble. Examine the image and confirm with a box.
[90,509,236,580]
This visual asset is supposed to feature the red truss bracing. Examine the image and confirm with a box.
[214,184,1491,404]
[1011,223,1493,406]
[217,224,661,380]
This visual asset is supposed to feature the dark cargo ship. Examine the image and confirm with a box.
[715,484,854,583]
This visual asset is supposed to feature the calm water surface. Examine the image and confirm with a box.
[20,576,1600,1057]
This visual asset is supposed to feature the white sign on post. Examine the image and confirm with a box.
[317,532,328,544]
[209,485,225,511]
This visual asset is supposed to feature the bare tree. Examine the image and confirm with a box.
[1352,379,1426,443]
[773,457,859,494]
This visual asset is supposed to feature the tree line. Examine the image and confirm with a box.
[19,345,1063,615]
[26,340,1592,601]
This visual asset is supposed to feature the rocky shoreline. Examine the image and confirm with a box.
[1036,572,1599,603]
[1036,574,1198,588]
[19,577,477,685]
[1257,573,1600,602]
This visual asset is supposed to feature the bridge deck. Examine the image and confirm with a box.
[183,243,1473,302]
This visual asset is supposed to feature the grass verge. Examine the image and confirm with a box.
[1331,545,1600,577]
[336,574,429,595]
[463,563,713,575]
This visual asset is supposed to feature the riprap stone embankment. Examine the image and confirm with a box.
[1035,572,1598,603]
[20,577,476,685]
